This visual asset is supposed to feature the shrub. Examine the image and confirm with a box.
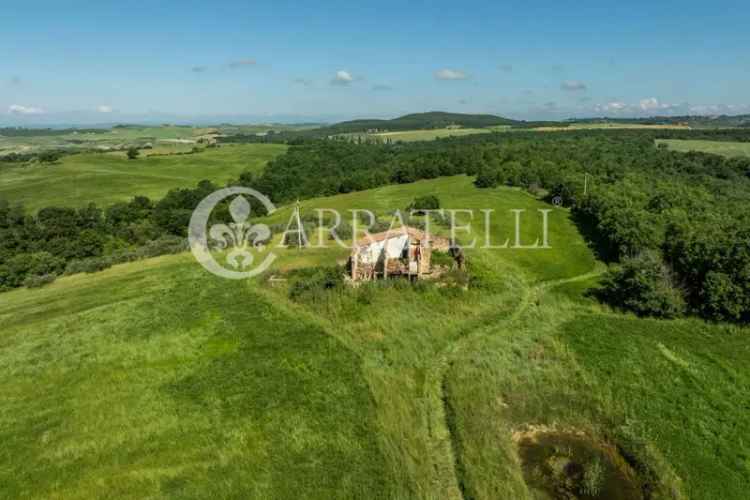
[439,269,470,290]
[700,271,748,322]
[329,220,353,241]
[596,251,686,319]
[407,195,441,213]
[134,236,187,258]
[23,274,57,289]
[38,150,62,164]
[288,266,344,302]
[474,167,501,188]
[64,257,114,275]
[431,250,455,268]
[127,147,140,160]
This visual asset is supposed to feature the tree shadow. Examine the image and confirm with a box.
[570,209,617,264]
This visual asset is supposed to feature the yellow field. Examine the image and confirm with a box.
[531,123,691,132]
[339,127,507,143]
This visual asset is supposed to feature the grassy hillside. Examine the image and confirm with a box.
[1,176,747,498]
[0,254,392,499]
[0,144,286,212]
[0,178,591,498]
[444,280,749,499]
[265,176,595,282]
[656,139,750,158]
[0,125,211,156]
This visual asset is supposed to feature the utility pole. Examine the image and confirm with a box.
[294,200,305,249]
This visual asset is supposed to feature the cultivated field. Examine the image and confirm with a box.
[657,139,750,158]
[338,123,691,143]
[0,144,287,212]
[0,124,312,157]
[531,123,691,132]
[2,175,746,498]
[340,127,505,143]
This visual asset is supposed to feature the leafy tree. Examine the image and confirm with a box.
[127,147,140,160]
[474,166,501,188]
[596,251,686,319]
[408,195,441,213]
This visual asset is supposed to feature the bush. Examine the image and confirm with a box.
[407,195,441,213]
[133,236,187,258]
[64,256,114,275]
[127,147,140,160]
[288,266,345,302]
[596,251,686,319]
[700,271,748,322]
[474,167,501,188]
[23,274,57,289]
[38,150,62,164]
[431,250,455,268]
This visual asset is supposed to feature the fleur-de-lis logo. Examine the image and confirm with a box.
[189,187,277,279]
[209,196,271,270]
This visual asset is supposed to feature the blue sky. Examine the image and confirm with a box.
[2,0,749,124]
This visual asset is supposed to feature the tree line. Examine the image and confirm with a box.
[1,128,749,323]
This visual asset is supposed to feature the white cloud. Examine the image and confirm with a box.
[561,80,587,92]
[434,68,468,81]
[97,105,113,113]
[639,97,664,111]
[331,70,354,86]
[595,101,628,113]
[8,104,45,115]
[689,103,750,115]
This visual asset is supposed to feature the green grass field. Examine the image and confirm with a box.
[340,127,503,143]
[0,144,287,212]
[1,176,747,498]
[0,125,212,156]
[657,139,750,158]
[0,124,317,157]
[339,123,688,143]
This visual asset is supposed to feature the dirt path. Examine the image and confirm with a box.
[257,266,604,499]
[426,267,606,499]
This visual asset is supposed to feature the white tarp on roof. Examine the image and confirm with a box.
[358,234,408,265]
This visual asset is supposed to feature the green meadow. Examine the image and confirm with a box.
[1,176,747,498]
[340,128,502,143]
[0,144,286,212]
[656,139,750,158]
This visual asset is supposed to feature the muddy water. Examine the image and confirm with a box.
[517,431,643,500]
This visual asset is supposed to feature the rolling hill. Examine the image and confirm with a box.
[325,111,519,133]
[0,144,287,212]
[2,176,747,498]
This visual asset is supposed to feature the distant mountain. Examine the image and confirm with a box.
[324,112,520,133]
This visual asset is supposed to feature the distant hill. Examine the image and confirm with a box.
[324,112,519,134]
[562,114,750,129]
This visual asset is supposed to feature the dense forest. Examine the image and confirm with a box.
[229,128,750,324]
[2,128,749,324]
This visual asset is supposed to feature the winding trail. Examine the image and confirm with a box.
[258,265,604,500]
[425,267,605,499]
